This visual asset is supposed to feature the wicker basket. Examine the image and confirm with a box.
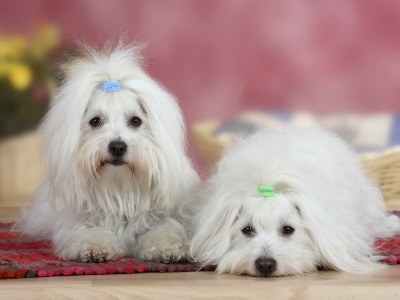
[361,148,400,202]
[190,120,400,202]
[0,132,44,206]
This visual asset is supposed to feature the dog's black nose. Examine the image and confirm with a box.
[255,257,276,276]
[108,140,127,157]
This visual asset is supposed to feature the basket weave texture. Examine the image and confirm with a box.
[0,132,44,206]
[361,148,400,202]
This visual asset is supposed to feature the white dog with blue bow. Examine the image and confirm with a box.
[188,128,400,276]
[15,43,199,263]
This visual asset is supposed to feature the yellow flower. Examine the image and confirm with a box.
[0,36,27,59]
[8,63,33,90]
[0,60,12,78]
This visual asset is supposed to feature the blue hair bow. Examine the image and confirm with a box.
[103,81,120,93]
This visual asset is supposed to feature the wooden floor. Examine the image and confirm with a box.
[1,205,400,299]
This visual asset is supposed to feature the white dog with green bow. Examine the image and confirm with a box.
[189,128,400,276]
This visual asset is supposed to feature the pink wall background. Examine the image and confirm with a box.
[2,0,400,171]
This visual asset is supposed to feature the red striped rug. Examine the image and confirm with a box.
[0,223,214,279]
[1,221,400,279]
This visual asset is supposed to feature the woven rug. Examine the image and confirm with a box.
[0,223,214,279]
[1,222,400,280]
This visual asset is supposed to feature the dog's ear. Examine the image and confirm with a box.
[297,189,384,273]
[125,75,198,210]
[39,56,100,211]
[189,185,242,266]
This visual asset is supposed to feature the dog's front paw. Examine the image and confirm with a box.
[57,228,127,263]
[77,244,125,263]
[139,238,188,263]
[136,220,188,263]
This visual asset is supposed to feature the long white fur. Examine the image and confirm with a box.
[189,127,400,276]
[15,42,199,263]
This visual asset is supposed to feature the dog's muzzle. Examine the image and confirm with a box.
[108,140,127,165]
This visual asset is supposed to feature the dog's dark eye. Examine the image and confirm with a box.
[281,225,295,236]
[130,116,142,128]
[89,117,102,128]
[241,225,255,237]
